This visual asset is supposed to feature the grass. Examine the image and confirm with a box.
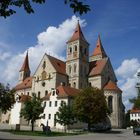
[3,130,83,137]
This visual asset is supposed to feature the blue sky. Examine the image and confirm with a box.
[0,0,140,110]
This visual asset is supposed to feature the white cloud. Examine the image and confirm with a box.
[115,58,140,78]
[0,15,86,87]
[115,58,140,110]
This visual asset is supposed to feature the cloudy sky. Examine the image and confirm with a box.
[0,0,140,110]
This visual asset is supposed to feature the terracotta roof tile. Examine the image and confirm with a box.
[67,22,88,44]
[20,52,30,72]
[19,95,31,103]
[57,85,79,98]
[47,55,66,75]
[41,93,51,101]
[15,77,32,90]
[130,109,140,113]
[89,58,108,76]
[91,35,107,57]
[104,80,122,93]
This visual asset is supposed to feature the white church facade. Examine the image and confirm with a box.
[4,22,125,129]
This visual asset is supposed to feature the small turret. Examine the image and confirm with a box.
[90,35,107,61]
[19,51,31,83]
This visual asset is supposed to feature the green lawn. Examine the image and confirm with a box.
[7,130,83,137]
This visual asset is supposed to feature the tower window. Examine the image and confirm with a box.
[84,48,87,55]
[73,82,76,88]
[108,96,113,113]
[74,64,77,73]
[74,45,77,51]
[69,65,71,74]
[69,47,72,53]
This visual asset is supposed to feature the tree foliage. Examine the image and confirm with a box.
[0,83,15,113]
[129,97,140,109]
[73,87,110,131]
[0,0,91,18]
[56,101,76,132]
[20,95,44,131]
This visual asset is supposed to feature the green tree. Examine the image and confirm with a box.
[56,101,76,132]
[20,95,44,131]
[73,87,110,131]
[125,110,131,128]
[0,83,15,113]
[0,0,91,18]
[129,97,140,109]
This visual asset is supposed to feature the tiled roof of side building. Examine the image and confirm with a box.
[57,85,79,98]
[19,95,31,103]
[15,76,32,90]
[104,80,122,93]
[41,93,51,101]
[130,109,140,113]
[89,58,108,76]
[47,55,66,75]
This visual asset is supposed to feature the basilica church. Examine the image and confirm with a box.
[3,22,125,129]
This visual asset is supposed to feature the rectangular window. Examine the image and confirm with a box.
[49,101,52,107]
[55,101,57,107]
[44,101,46,107]
[38,91,40,98]
[45,90,48,96]
[43,114,46,119]
[52,91,55,96]
[27,92,29,96]
[48,114,51,119]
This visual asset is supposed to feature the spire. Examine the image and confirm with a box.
[91,35,107,58]
[19,51,30,72]
[67,21,88,43]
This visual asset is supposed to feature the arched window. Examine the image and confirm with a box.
[74,45,77,51]
[74,64,77,73]
[69,47,72,53]
[89,82,92,87]
[69,65,71,74]
[84,48,86,55]
[42,71,47,80]
[73,82,76,88]
[108,96,113,113]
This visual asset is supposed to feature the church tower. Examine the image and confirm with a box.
[19,52,31,83]
[66,21,89,89]
[90,35,107,62]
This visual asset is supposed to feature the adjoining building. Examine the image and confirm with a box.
[2,22,125,129]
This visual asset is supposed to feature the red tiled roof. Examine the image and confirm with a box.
[104,80,122,93]
[89,58,108,76]
[130,109,140,113]
[47,55,66,75]
[57,85,79,98]
[91,35,107,57]
[19,95,31,103]
[41,93,51,101]
[67,22,88,44]
[15,77,32,90]
[20,52,30,72]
